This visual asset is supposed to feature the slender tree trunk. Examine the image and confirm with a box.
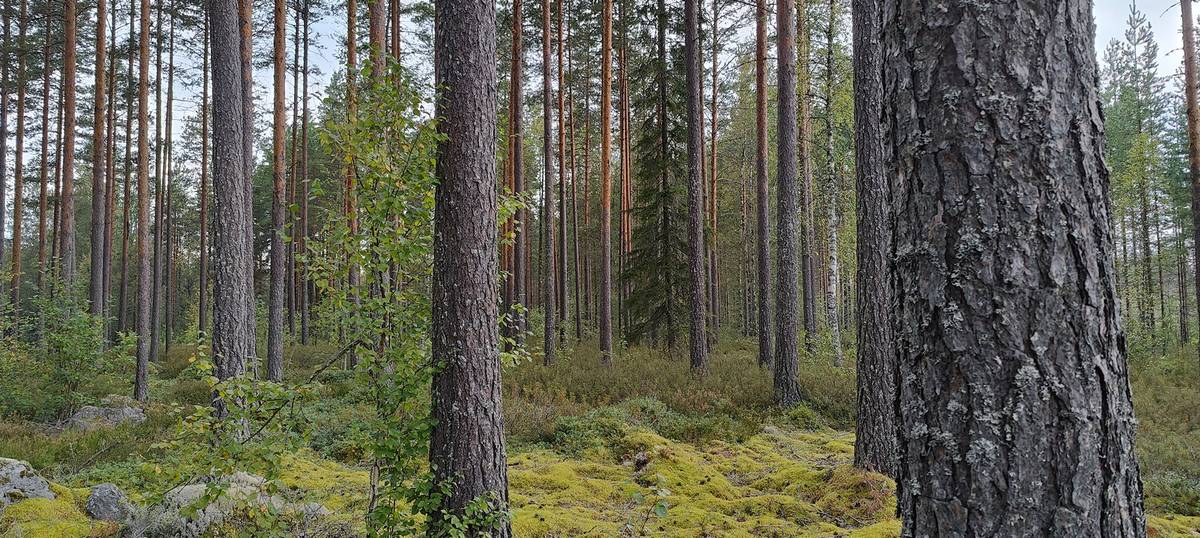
[541,0,556,364]
[1185,0,1200,364]
[754,0,770,367]
[369,0,385,75]
[799,1,816,353]
[598,0,614,364]
[36,21,49,298]
[708,0,720,342]
[267,0,287,381]
[884,0,1147,533]
[117,0,134,331]
[198,17,209,336]
[287,4,299,335]
[133,0,151,403]
[556,0,567,346]
[851,0,895,477]
[163,18,175,352]
[773,0,801,405]
[0,0,10,298]
[299,2,310,346]
[344,0,359,367]
[510,0,526,345]
[656,0,674,350]
[51,84,62,275]
[60,0,78,286]
[89,0,108,313]
[10,0,28,316]
[684,0,708,371]
[210,0,256,415]
[149,0,162,361]
[823,0,843,365]
[566,5,581,342]
[103,1,118,324]
[429,1,512,534]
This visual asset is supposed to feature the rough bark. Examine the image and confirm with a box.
[684,0,707,371]
[60,0,78,286]
[133,0,151,403]
[883,0,1147,533]
[210,0,256,409]
[754,0,770,367]
[542,0,556,365]
[851,0,895,478]
[773,0,801,406]
[267,0,287,381]
[1183,0,1200,364]
[89,0,108,314]
[598,0,614,364]
[429,0,512,534]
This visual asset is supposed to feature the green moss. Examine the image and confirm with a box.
[1149,514,1200,537]
[0,485,119,538]
[277,451,370,514]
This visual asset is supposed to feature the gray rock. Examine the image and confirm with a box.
[125,473,328,538]
[0,458,55,513]
[67,404,147,431]
[86,483,134,522]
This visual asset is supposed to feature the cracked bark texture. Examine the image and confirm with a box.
[773,0,802,406]
[882,0,1146,534]
[852,0,895,478]
[210,0,256,404]
[429,0,511,534]
[685,0,707,371]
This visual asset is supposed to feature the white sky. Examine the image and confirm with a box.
[1095,0,1184,77]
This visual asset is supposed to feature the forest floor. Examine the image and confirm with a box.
[0,335,1198,536]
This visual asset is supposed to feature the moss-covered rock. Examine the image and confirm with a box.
[0,483,119,538]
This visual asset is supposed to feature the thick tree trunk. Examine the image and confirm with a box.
[429,1,512,534]
[883,0,1147,533]
[267,0,287,381]
[369,0,385,75]
[684,0,707,371]
[210,0,256,412]
[851,0,895,477]
[60,0,78,286]
[598,0,614,364]
[773,0,801,405]
[754,0,770,367]
[542,0,556,364]
[133,0,151,403]
[89,0,108,314]
[1184,0,1200,364]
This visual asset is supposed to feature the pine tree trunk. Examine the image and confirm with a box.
[267,0,287,381]
[133,0,151,403]
[708,0,720,343]
[656,0,674,351]
[510,0,526,345]
[89,0,108,314]
[541,0,557,365]
[773,0,801,405]
[597,0,614,364]
[344,0,359,367]
[754,0,770,367]
[163,20,175,353]
[150,0,163,362]
[851,0,895,477]
[11,0,28,315]
[798,1,816,353]
[103,4,117,322]
[684,0,707,371]
[0,0,10,297]
[198,17,209,336]
[36,20,50,298]
[429,1,512,534]
[210,0,256,413]
[299,3,311,346]
[60,0,78,285]
[1184,0,1200,364]
[884,0,1147,533]
[556,0,567,346]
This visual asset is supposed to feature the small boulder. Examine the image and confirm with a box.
[86,483,133,522]
[67,404,146,431]
[128,473,328,538]
[0,458,55,513]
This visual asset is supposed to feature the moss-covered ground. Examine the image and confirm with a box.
[0,337,1197,536]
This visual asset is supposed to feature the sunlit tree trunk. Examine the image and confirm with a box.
[267,0,287,381]
[1185,0,1200,363]
[598,0,614,364]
